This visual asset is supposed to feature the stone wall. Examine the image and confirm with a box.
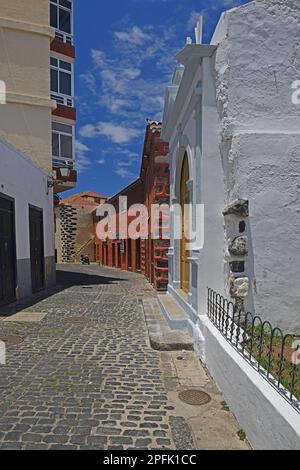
[212,0,300,332]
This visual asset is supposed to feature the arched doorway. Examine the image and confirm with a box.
[180,153,190,293]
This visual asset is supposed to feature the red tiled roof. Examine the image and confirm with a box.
[60,191,108,206]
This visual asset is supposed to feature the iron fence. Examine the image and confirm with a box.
[207,288,300,413]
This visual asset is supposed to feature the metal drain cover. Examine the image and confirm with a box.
[178,389,211,406]
[0,335,24,346]
[64,317,91,325]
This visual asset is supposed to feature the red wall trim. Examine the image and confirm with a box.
[52,104,76,121]
[51,39,75,59]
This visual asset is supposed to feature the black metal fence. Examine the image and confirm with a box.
[207,288,300,413]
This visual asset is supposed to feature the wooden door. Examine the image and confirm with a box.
[29,206,44,293]
[0,195,16,305]
[180,154,190,293]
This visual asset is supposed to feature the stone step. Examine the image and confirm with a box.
[142,297,193,352]
[158,293,190,331]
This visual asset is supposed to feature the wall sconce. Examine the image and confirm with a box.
[60,168,70,178]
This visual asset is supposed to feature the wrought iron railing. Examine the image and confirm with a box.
[207,288,300,413]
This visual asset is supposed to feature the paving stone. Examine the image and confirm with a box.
[110,436,133,445]
[3,432,23,442]
[43,435,69,444]
[0,265,177,450]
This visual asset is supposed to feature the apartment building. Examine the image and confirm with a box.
[0,0,76,304]
[50,0,77,193]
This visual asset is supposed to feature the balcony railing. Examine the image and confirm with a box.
[52,156,74,170]
[51,93,74,108]
[54,30,73,46]
[207,288,300,413]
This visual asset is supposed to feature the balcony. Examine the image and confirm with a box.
[50,0,74,45]
[53,165,77,194]
[51,93,74,108]
[54,30,73,46]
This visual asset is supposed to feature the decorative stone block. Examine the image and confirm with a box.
[229,261,245,273]
[230,277,249,299]
[223,198,249,218]
[229,236,248,256]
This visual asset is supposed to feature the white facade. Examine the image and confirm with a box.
[162,0,300,336]
[0,138,56,300]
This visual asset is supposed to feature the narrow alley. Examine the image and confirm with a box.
[0,265,247,450]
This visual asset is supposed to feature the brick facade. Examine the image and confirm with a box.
[95,121,170,291]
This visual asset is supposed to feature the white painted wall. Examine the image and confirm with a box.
[199,315,300,450]
[161,1,300,446]
[213,0,300,331]
[163,50,226,328]
[0,138,55,265]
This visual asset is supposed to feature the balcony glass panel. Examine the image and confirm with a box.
[60,71,72,96]
[51,69,59,93]
[59,9,71,34]
[52,132,60,157]
[50,3,58,28]
[60,134,73,159]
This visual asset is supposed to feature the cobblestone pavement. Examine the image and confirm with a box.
[0,264,248,450]
[0,265,181,450]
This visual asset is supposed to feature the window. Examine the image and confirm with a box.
[50,0,73,43]
[50,57,73,106]
[52,122,74,167]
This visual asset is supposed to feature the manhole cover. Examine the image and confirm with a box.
[64,317,91,325]
[178,389,211,406]
[0,335,24,346]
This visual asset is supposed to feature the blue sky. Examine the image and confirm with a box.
[73,0,249,198]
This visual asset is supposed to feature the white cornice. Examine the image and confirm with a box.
[6,92,57,109]
[176,44,216,65]
[0,17,54,38]
[162,44,216,142]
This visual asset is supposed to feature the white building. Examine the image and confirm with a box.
[0,138,56,305]
[162,0,300,335]
[161,0,300,449]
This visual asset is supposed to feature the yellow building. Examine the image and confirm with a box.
[0,0,76,305]
[0,0,77,190]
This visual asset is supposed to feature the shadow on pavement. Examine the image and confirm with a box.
[0,264,125,318]
[56,268,125,286]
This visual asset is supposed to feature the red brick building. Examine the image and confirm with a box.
[95,120,170,290]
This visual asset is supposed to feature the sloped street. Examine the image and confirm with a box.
[0,265,248,450]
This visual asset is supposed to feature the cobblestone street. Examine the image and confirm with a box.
[0,265,248,450]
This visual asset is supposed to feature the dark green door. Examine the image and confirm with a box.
[29,206,44,293]
[0,195,16,305]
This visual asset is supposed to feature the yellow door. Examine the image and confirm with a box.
[180,154,190,293]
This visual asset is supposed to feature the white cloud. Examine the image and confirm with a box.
[75,140,91,172]
[79,124,97,138]
[97,158,105,165]
[123,67,141,80]
[117,160,134,168]
[114,26,151,45]
[115,167,137,179]
[91,49,106,67]
[80,121,141,144]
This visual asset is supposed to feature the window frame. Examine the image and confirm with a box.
[50,56,74,107]
[52,121,75,167]
[50,0,73,44]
